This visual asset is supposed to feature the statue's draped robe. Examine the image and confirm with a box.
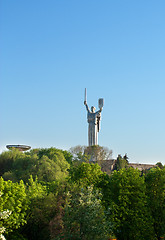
[86,105,101,146]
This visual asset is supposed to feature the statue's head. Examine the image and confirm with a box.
[91,106,96,113]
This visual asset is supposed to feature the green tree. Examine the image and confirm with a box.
[108,168,154,240]
[69,162,103,186]
[1,148,70,183]
[23,192,57,240]
[114,154,128,171]
[22,176,69,240]
[28,148,70,182]
[145,167,165,239]
[6,152,39,182]
[156,162,164,169]
[61,150,73,165]
[59,186,110,240]
[0,178,28,234]
[0,204,11,240]
[20,176,51,240]
[0,149,24,176]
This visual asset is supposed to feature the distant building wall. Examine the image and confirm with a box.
[100,159,116,174]
[128,163,156,171]
[96,160,156,174]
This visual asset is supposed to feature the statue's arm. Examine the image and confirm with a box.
[84,101,90,112]
[96,108,102,114]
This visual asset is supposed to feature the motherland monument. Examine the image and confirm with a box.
[84,88,104,146]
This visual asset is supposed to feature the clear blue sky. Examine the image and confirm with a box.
[1,0,165,164]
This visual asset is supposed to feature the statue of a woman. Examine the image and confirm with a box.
[84,99,103,146]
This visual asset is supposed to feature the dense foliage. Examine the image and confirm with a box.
[145,167,165,239]
[0,146,164,240]
[107,168,154,240]
[58,186,110,240]
[0,148,70,183]
[0,178,28,233]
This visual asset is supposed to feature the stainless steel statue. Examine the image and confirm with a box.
[84,88,104,146]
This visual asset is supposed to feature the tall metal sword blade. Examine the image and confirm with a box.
[85,88,87,102]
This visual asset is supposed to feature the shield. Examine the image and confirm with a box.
[98,98,104,109]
